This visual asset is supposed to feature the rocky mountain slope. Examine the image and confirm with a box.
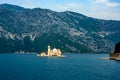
[0,4,120,53]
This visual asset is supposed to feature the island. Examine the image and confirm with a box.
[110,42,120,60]
[37,45,65,57]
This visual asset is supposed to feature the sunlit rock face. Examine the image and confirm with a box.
[114,42,120,53]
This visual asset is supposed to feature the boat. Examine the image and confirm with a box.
[100,57,110,60]
[37,54,40,56]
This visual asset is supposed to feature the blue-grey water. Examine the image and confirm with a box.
[0,53,120,80]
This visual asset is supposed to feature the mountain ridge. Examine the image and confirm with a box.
[0,4,120,53]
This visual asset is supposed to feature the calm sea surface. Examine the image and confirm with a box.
[0,53,120,80]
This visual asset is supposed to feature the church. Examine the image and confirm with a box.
[47,45,62,57]
[39,45,62,57]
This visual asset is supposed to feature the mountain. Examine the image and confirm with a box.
[0,4,25,11]
[0,3,120,53]
[114,42,120,53]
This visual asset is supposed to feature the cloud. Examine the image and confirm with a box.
[95,0,120,7]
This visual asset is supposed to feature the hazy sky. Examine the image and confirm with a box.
[0,0,120,20]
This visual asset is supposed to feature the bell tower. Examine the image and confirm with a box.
[48,45,51,56]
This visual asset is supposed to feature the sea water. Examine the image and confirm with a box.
[0,53,120,80]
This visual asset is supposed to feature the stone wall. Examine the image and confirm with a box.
[110,53,120,60]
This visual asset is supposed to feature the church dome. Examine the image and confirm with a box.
[53,48,57,52]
